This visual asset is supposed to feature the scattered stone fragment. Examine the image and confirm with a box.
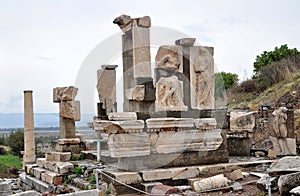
[229,169,244,181]
[193,174,228,192]
[268,149,277,159]
[232,182,243,192]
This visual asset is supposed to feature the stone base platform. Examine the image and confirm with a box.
[97,159,276,195]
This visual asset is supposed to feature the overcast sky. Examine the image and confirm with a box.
[1,0,300,114]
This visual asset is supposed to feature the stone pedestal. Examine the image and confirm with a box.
[23,90,36,164]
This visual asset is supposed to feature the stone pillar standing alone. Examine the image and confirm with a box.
[23,90,36,165]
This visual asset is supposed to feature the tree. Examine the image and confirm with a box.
[215,72,238,89]
[5,129,24,157]
[215,72,238,99]
[253,44,299,77]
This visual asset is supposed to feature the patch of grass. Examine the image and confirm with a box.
[0,155,22,171]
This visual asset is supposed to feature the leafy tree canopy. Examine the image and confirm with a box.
[5,129,24,157]
[215,72,238,89]
[253,44,299,77]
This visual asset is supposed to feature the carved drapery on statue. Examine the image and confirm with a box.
[269,107,296,156]
[190,46,214,110]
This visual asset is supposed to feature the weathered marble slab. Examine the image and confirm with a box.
[175,38,196,47]
[108,132,150,157]
[150,129,223,154]
[146,118,194,132]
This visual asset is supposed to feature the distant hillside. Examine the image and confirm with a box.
[0,113,94,129]
[227,72,300,110]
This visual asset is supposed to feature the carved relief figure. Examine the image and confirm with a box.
[156,76,187,111]
[190,47,214,109]
[272,107,291,155]
[155,46,183,72]
[157,51,181,70]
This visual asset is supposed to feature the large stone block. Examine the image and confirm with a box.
[108,132,150,157]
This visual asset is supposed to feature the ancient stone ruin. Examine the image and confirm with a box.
[15,14,300,196]
[92,14,227,172]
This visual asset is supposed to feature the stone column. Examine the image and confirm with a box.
[114,14,155,113]
[23,90,36,164]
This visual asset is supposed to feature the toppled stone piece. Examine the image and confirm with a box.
[278,171,300,195]
[193,174,228,192]
[268,156,300,176]
[45,152,71,162]
[229,169,244,181]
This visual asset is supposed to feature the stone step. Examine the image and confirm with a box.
[80,150,117,164]
[36,158,74,174]
[19,172,49,193]
[31,167,63,186]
